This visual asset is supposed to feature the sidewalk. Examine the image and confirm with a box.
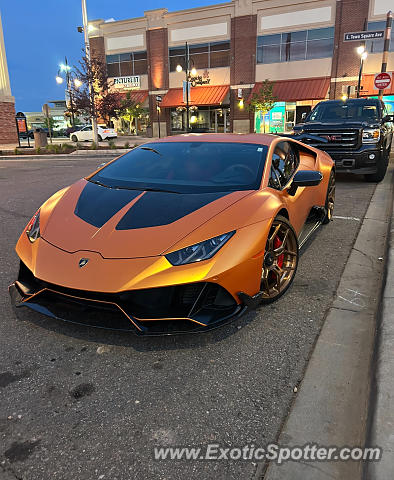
[264,160,394,480]
[0,135,157,153]
[366,171,394,478]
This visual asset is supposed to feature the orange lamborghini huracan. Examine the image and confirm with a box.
[9,134,335,335]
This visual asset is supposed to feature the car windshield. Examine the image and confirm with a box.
[89,141,268,193]
[308,101,380,122]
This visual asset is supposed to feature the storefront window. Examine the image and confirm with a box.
[106,51,148,76]
[366,22,394,53]
[170,106,230,133]
[257,27,334,64]
[169,42,230,72]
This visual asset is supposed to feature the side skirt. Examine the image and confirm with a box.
[298,206,326,249]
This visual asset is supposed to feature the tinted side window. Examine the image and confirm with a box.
[269,142,299,189]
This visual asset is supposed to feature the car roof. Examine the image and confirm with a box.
[318,98,380,105]
[149,133,278,146]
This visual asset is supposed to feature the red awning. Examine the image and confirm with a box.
[118,91,149,104]
[160,85,229,107]
[250,77,330,102]
[360,73,394,96]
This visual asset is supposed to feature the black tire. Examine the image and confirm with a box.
[71,135,78,142]
[322,170,335,224]
[98,135,102,142]
[364,150,389,182]
[260,215,299,304]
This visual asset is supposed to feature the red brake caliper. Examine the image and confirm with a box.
[273,235,284,268]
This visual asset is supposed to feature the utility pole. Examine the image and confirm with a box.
[378,10,393,100]
[81,0,99,143]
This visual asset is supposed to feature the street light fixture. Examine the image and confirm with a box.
[55,56,79,126]
[356,45,368,98]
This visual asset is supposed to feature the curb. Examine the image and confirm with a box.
[0,152,124,161]
[262,163,394,480]
[366,174,394,478]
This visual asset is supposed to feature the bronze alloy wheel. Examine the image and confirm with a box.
[323,170,335,224]
[261,216,299,303]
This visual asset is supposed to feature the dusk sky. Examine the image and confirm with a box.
[1,0,220,112]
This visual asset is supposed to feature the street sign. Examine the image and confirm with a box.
[374,72,392,90]
[156,95,162,102]
[344,30,384,41]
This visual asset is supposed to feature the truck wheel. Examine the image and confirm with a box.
[364,151,388,182]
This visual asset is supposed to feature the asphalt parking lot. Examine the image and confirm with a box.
[0,156,377,480]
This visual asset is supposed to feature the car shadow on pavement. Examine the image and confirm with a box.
[11,305,258,352]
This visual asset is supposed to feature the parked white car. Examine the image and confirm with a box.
[70,125,117,142]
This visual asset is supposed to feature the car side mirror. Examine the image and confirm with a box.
[287,170,323,196]
[382,114,394,123]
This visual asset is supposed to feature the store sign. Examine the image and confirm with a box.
[16,112,27,133]
[344,30,384,41]
[113,76,141,89]
[191,75,210,87]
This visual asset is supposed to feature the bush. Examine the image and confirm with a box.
[76,142,82,150]
[14,147,19,155]
[47,143,62,154]
[90,141,98,150]
[108,140,117,150]
[124,142,130,149]
[36,147,41,154]
[61,143,74,153]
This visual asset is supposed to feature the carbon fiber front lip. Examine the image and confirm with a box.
[8,282,246,336]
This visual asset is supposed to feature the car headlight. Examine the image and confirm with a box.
[362,128,380,143]
[165,231,235,266]
[26,210,40,243]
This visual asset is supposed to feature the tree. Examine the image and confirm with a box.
[69,54,121,126]
[43,116,59,133]
[248,79,277,133]
[119,92,148,135]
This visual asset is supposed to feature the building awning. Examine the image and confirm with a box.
[118,91,149,105]
[160,85,230,108]
[360,74,394,96]
[250,77,330,102]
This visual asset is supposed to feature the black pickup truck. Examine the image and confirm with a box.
[293,98,394,182]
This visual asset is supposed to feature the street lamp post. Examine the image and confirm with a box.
[81,0,99,144]
[176,42,197,133]
[356,45,368,98]
[56,57,76,126]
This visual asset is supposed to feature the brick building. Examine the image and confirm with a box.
[88,0,394,136]
[0,12,17,145]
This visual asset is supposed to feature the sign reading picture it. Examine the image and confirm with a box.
[113,76,141,90]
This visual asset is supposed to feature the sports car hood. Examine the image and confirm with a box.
[41,179,252,259]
